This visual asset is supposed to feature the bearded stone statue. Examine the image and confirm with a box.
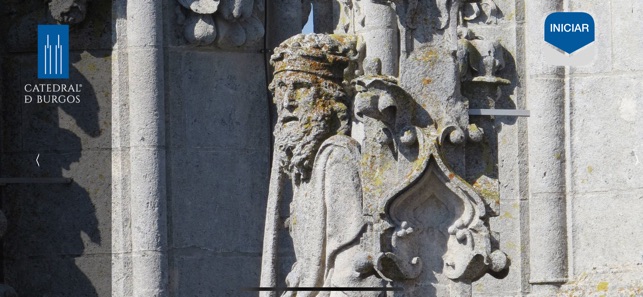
[261,34,386,296]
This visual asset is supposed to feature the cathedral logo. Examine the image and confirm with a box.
[37,25,69,79]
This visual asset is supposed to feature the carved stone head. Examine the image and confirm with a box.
[47,0,89,25]
[269,34,356,182]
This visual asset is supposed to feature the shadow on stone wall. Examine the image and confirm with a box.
[1,58,111,296]
[0,0,113,295]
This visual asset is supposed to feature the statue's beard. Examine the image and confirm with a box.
[274,116,332,183]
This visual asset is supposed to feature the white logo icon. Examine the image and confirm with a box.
[43,34,64,75]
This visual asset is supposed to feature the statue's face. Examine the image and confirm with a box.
[49,0,88,25]
[273,72,319,130]
[271,71,346,181]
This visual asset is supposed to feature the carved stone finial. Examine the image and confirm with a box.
[469,39,509,84]
[363,57,382,76]
[458,30,510,85]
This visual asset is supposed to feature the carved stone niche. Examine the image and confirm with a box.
[352,61,508,296]
[380,143,508,290]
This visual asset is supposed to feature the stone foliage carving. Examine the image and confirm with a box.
[47,0,90,25]
[462,0,500,24]
[175,0,267,47]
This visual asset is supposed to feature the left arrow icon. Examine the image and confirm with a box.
[36,154,40,167]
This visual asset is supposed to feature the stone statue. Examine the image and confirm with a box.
[261,34,386,296]
[260,2,512,295]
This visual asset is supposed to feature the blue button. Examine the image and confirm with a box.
[545,12,595,54]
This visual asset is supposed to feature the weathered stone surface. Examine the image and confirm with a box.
[167,50,269,150]
[571,190,643,274]
[165,31,273,296]
[570,75,643,193]
[4,255,111,296]
[169,149,268,252]
[559,263,643,296]
[612,0,643,71]
[172,255,260,296]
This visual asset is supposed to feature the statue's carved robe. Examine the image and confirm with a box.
[285,135,384,297]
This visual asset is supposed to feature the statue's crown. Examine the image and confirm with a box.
[271,34,356,80]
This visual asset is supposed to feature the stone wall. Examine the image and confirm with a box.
[162,9,274,294]
[110,0,305,295]
[165,0,304,294]
[473,0,643,296]
[559,0,643,295]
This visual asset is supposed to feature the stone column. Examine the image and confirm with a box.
[127,1,169,296]
[525,0,568,295]
[358,1,399,76]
